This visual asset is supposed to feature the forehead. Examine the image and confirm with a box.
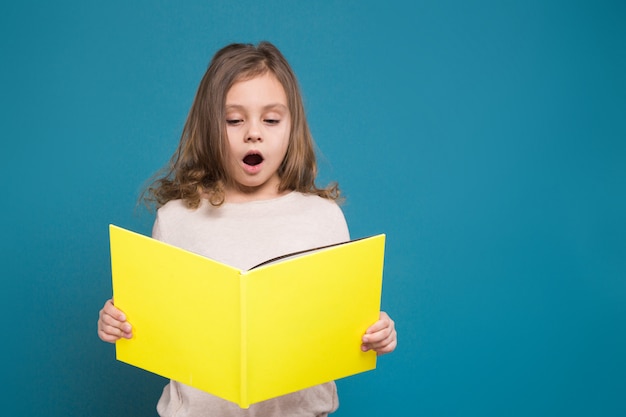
[225,72,288,108]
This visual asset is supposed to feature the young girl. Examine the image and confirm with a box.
[97,41,397,417]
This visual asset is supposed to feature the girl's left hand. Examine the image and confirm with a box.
[361,311,397,355]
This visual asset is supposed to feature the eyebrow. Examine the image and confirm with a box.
[225,103,289,112]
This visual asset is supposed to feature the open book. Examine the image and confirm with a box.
[109,224,385,408]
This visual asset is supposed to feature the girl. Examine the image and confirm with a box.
[98,41,397,417]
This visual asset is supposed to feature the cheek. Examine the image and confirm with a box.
[225,133,241,157]
[223,143,240,174]
[225,129,237,148]
[278,135,290,160]
[281,125,292,152]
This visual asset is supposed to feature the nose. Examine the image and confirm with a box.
[245,120,262,142]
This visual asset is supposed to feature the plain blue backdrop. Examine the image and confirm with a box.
[1,1,625,416]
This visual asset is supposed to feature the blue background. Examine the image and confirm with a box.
[2,1,625,416]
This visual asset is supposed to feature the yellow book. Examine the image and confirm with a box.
[109,224,385,408]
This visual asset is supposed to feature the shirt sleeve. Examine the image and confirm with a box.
[329,201,351,242]
[151,211,163,241]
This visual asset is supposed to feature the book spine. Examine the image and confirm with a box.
[240,276,248,408]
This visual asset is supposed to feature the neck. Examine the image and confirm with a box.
[223,183,290,203]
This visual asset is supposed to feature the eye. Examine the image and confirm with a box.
[226,119,243,126]
[264,119,280,125]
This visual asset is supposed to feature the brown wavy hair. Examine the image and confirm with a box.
[142,41,340,209]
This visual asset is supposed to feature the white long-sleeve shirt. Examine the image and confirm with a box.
[152,191,349,417]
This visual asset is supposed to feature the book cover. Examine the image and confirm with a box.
[109,224,385,407]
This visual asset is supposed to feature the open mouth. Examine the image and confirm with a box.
[243,153,264,166]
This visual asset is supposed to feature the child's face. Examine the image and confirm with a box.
[223,72,291,202]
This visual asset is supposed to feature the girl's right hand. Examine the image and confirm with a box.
[97,299,133,342]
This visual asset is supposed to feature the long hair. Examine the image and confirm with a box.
[143,41,339,209]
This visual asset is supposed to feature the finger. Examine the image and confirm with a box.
[362,315,396,354]
[362,329,392,349]
[363,329,390,344]
[98,327,121,343]
[100,306,132,331]
[365,311,393,334]
[100,314,133,336]
[363,330,397,354]
[363,318,395,343]
[98,301,132,341]
[374,337,397,355]
[103,299,133,333]
[375,322,398,353]
[97,318,120,342]
[103,299,127,322]
[98,318,132,342]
